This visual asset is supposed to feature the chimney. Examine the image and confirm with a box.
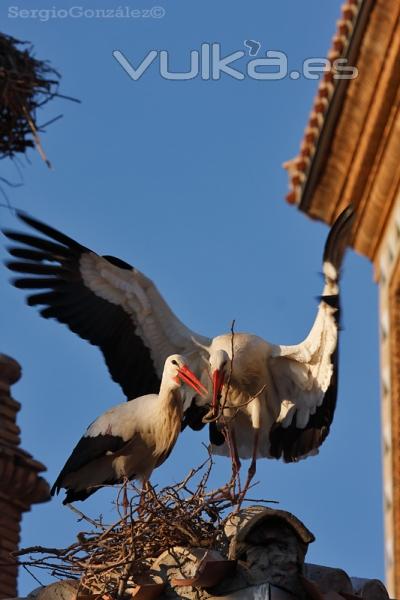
[0,354,50,599]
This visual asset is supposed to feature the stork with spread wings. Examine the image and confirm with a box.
[3,206,354,484]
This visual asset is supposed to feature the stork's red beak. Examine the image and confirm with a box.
[212,369,225,416]
[178,365,208,398]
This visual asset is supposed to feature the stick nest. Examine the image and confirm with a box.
[0,33,60,160]
[12,458,243,597]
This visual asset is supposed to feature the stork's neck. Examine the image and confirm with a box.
[158,379,183,413]
[154,380,183,456]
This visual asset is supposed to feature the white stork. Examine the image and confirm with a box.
[51,354,207,504]
[3,206,353,477]
[203,206,354,485]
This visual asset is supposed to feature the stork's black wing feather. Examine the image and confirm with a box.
[3,212,160,399]
[51,433,126,497]
[180,400,225,445]
[181,398,209,431]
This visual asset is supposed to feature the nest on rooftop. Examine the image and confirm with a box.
[0,33,60,163]
[11,457,247,597]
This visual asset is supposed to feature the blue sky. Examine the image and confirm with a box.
[0,1,382,593]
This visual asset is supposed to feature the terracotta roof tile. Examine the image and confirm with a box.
[283,0,363,205]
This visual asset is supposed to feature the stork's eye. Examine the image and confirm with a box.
[171,359,178,366]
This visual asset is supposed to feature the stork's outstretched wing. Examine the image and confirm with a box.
[3,212,210,399]
[268,206,354,462]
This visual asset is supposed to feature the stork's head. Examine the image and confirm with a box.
[209,349,230,416]
[164,354,207,397]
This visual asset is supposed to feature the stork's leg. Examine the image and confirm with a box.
[242,428,260,496]
[122,477,129,515]
[223,421,241,480]
[138,478,150,514]
[222,422,241,501]
[241,398,261,498]
[230,428,241,480]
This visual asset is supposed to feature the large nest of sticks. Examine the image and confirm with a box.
[13,459,251,597]
[0,33,60,161]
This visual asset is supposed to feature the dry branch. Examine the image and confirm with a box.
[0,33,75,163]
[8,455,278,597]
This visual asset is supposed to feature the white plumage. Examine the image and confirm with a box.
[4,206,354,473]
[191,208,353,487]
[51,355,207,504]
[204,256,341,478]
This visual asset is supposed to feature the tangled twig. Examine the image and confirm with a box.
[6,454,277,597]
[0,33,78,163]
